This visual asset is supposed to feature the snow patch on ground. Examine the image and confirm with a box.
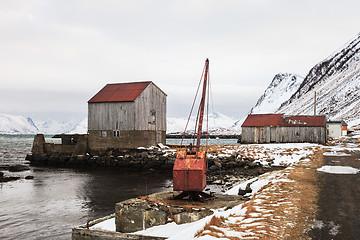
[323,151,351,156]
[317,165,360,174]
[90,218,116,232]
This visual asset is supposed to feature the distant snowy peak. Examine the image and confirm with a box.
[36,119,82,134]
[277,32,360,127]
[250,73,304,114]
[167,111,237,134]
[0,113,39,134]
[67,118,88,134]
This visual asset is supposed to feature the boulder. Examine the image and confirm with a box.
[9,164,30,172]
[213,160,222,169]
[238,182,253,196]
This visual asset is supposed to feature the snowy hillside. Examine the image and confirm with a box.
[231,73,303,130]
[0,113,39,134]
[277,32,360,127]
[250,73,304,114]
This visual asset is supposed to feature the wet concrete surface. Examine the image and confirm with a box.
[309,140,360,240]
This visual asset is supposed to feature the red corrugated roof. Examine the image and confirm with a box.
[88,81,152,103]
[242,114,283,127]
[281,115,326,127]
[242,114,326,127]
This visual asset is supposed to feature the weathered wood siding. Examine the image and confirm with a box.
[134,83,166,131]
[88,102,135,131]
[241,126,326,144]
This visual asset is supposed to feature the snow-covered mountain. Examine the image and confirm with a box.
[67,118,88,134]
[0,113,88,135]
[0,113,39,134]
[250,73,304,114]
[231,73,303,130]
[35,119,82,134]
[277,32,360,127]
[167,111,238,134]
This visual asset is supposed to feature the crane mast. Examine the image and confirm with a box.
[196,58,209,150]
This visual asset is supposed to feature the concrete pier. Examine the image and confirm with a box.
[72,191,247,239]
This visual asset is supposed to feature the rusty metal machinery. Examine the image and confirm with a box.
[172,59,214,201]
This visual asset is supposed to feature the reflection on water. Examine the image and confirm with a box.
[0,135,172,239]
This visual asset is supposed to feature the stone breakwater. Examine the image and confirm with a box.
[26,148,175,170]
[25,147,271,175]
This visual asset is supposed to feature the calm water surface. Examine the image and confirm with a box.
[0,135,172,239]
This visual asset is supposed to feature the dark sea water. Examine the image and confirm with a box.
[0,135,238,239]
[0,135,173,240]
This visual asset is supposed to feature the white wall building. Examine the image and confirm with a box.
[326,121,348,138]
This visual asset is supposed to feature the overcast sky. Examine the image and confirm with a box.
[1,0,359,122]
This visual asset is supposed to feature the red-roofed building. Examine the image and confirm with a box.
[88,81,167,149]
[241,114,326,144]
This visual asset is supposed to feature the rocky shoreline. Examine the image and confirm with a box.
[25,147,284,193]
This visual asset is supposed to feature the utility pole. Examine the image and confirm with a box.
[314,91,317,115]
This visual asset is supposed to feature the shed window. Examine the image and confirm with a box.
[100,130,107,138]
[149,110,156,124]
[113,130,120,137]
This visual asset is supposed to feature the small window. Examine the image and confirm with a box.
[149,110,156,124]
[113,130,120,137]
[100,130,107,138]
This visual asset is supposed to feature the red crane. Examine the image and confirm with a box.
[172,59,213,201]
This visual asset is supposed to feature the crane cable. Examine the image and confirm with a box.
[180,63,206,147]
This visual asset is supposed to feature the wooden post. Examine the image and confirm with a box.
[314,91,317,115]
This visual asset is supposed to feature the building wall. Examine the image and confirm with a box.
[327,123,342,138]
[241,126,327,144]
[88,130,166,150]
[31,134,88,155]
[88,101,135,131]
[134,83,166,131]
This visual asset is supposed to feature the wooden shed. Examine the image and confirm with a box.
[88,81,167,150]
[241,114,327,144]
